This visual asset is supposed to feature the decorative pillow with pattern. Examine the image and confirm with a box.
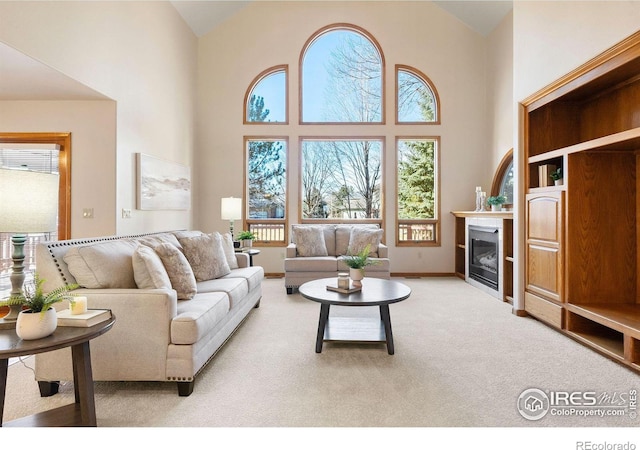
[178,233,231,281]
[132,245,172,290]
[294,225,328,257]
[220,232,239,269]
[347,227,383,257]
[154,242,197,300]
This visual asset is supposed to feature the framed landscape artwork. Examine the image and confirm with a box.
[136,153,191,210]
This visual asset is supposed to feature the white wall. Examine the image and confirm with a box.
[0,1,197,236]
[196,0,490,274]
[0,101,117,238]
[487,10,513,173]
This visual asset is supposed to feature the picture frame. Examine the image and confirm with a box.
[136,153,191,210]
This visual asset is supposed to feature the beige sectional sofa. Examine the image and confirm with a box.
[284,224,390,293]
[34,230,263,396]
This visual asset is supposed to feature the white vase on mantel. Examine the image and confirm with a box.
[350,268,364,287]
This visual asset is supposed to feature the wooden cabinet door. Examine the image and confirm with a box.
[526,192,564,303]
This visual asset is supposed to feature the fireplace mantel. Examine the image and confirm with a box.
[451,210,513,219]
[451,211,514,303]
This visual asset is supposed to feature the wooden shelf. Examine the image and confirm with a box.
[528,127,640,163]
[566,303,640,339]
[527,185,566,194]
[505,256,514,263]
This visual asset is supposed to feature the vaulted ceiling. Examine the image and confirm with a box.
[0,1,512,101]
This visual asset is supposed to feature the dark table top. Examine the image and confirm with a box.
[299,277,411,307]
[0,314,115,359]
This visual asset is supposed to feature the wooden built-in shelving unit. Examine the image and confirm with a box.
[523,30,640,373]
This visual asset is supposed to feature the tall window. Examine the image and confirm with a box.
[301,139,382,221]
[397,138,439,245]
[244,65,288,124]
[245,138,287,245]
[301,25,384,123]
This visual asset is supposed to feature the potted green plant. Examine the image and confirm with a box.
[487,195,507,212]
[0,274,78,340]
[237,230,256,248]
[550,167,563,185]
[342,244,379,286]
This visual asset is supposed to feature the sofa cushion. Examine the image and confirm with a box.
[171,291,230,345]
[347,227,383,257]
[221,266,264,292]
[132,245,172,289]
[63,239,138,288]
[293,225,328,257]
[221,232,239,269]
[284,256,338,272]
[154,242,197,300]
[196,277,249,309]
[335,224,379,256]
[178,233,231,281]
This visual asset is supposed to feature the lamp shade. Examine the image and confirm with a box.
[221,197,242,221]
[0,168,59,233]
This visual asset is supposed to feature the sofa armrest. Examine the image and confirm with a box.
[36,288,178,382]
[286,243,297,258]
[235,252,250,268]
[378,243,388,258]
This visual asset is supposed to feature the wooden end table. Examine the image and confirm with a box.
[0,314,115,427]
[299,278,411,355]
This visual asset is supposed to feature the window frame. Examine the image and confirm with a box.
[298,136,385,228]
[395,136,441,247]
[396,64,441,125]
[299,23,386,125]
[243,65,289,125]
[490,148,514,208]
[244,136,289,247]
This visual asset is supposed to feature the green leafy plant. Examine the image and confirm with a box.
[0,274,79,317]
[342,244,380,269]
[487,195,507,206]
[237,230,256,241]
[550,167,563,181]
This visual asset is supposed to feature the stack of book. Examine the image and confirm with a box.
[57,309,111,327]
[538,164,557,187]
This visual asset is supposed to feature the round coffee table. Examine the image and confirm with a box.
[299,277,411,355]
[0,314,115,427]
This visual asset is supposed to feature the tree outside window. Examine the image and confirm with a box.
[301,139,382,220]
[397,138,439,244]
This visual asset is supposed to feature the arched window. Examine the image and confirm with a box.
[244,65,288,124]
[244,23,442,247]
[300,24,384,123]
[396,65,440,124]
[491,149,514,206]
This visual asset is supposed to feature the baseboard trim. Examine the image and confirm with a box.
[392,272,456,278]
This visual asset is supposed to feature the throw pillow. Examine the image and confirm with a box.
[154,242,197,300]
[347,227,383,257]
[132,245,172,290]
[63,239,138,288]
[178,233,231,281]
[220,232,239,269]
[293,225,328,257]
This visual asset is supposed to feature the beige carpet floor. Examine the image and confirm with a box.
[4,277,640,435]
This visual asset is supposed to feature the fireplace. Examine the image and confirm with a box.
[468,225,499,291]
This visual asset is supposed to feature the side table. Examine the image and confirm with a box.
[0,314,115,427]
[235,248,260,266]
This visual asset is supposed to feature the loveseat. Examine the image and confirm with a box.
[284,224,390,293]
[34,230,263,396]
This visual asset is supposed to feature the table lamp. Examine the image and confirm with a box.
[221,197,242,241]
[0,168,59,324]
